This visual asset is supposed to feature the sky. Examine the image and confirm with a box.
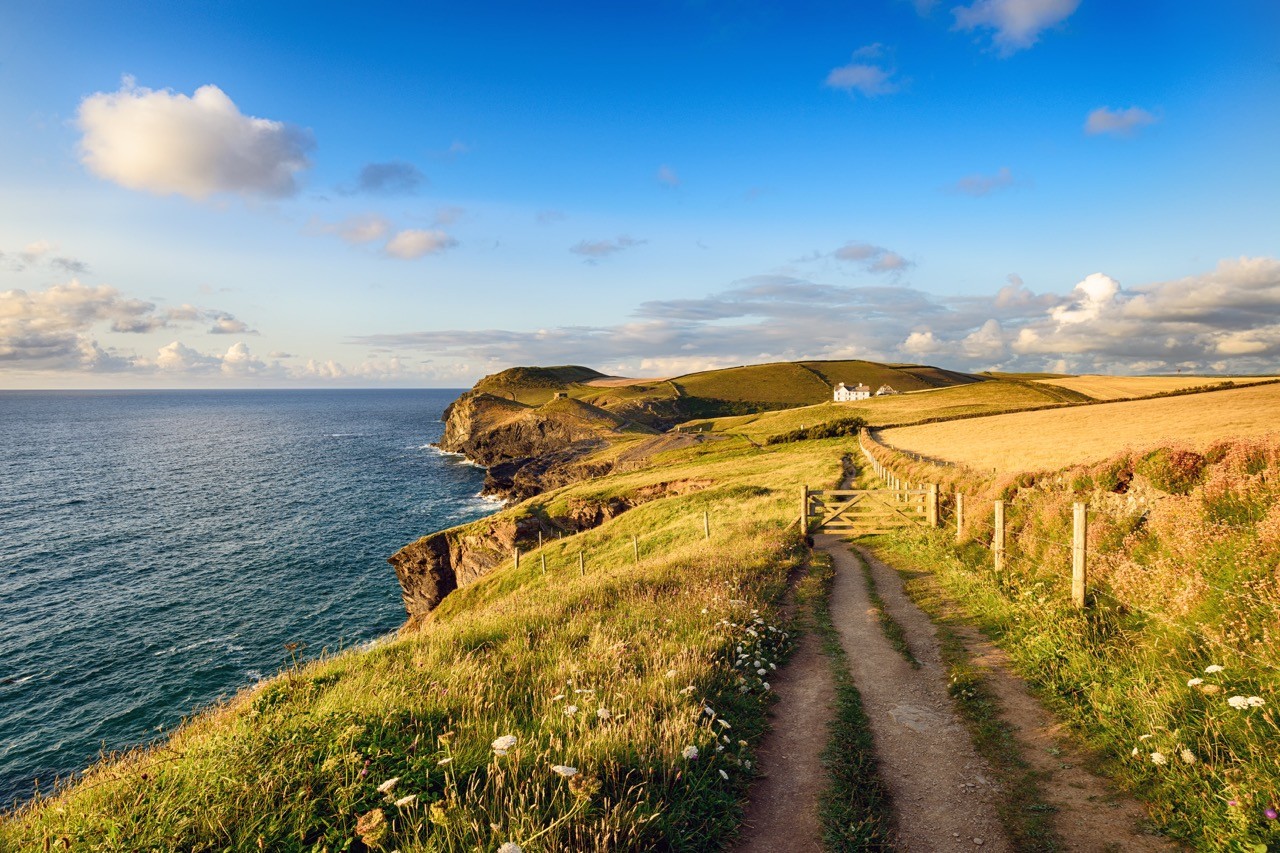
[1,0,1278,388]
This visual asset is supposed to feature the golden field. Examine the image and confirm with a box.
[1035,374,1278,400]
[880,381,1280,473]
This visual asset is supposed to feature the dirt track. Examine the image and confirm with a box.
[737,537,1178,851]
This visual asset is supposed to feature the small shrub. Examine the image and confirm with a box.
[1138,448,1206,495]
[764,417,866,445]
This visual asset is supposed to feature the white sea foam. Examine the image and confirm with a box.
[420,444,486,468]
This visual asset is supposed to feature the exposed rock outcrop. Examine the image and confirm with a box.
[389,479,713,623]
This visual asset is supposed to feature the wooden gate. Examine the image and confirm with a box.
[801,485,937,535]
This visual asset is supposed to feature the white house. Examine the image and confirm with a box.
[833,382,872,402]
[874,384,899,396]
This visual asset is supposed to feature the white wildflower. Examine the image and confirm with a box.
[394,794,417,807]
[703,706,714,717]
[738,740,747,748]
[1205,665,1225,673]
[719,769,729,779]
[680,685,696,695]
[682,745,699,760]
[717,719,731,729]
[551,693,565,700]
[665,670,677,678]
[757,668,767,675]
[1248,696,1266,707]
[1180,749,1196,765]
[596,708,612,720]
[492,735,517,756]
[1187,678,1203,687]
[498,844,522,853]
[743,760,751,770]
[763,682,770,690]
[1150,751,1168,765]
[550,764,578,777]
[1131,747,1140,757]
[716,744,724,752]
[376,777,400,794]
[565,704,579,716]
[770,663,777,670]
[1228,695,1250,709]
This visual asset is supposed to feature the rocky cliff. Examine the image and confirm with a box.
[389,478,712,625]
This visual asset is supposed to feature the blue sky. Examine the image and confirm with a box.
[2,0,1278,387]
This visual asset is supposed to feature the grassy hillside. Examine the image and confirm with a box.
[860,432,1280,850]
[880,381,1280,473]
[468,360,982,424]
[802,360,981,392]
[679,379,1073,440]
[0,438,845,852]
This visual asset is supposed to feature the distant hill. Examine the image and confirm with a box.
[466,359,985,425]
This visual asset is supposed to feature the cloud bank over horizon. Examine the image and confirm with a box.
[4,257,1279,385]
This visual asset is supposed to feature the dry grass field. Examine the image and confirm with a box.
[1035,374,1278,400]
[881,381,1280,473]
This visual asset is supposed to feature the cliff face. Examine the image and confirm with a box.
[438,392,642,501]
[389,478,712,624]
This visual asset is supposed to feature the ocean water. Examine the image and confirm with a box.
[0,389,491,808]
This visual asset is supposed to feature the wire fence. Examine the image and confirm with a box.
[855,427,1280,676]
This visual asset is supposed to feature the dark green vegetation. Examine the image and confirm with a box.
[763,417,866,446]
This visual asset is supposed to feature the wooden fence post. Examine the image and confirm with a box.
[538,531,543,549]
[993,500,1005,575]
[1072,502,1087,608]
[540,552,546,574]
[703,510,710,540]
[800,485,809,534]
[927,484,939,527]
[514,548,520,570]
[632,535,639,563]
[955,492,964,540]
[579,551,585,577]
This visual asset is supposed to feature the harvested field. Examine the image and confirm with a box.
[880,381,1280,473]
[1036,374,1277,400]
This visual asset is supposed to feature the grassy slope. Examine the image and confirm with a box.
[881,381,1280,473]
[476,360,981,420]
[679,379,1070,440]
[0,438,847,852]
[861,434,1280,851]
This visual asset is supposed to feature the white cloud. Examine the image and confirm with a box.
[317,214,392,245]
[657,165,681,187]
[154,340,221,372]
[1085,106,1158,137]
[825,46,900,96]
[208,314,255,335]
[384,229,458,259]
[952,0,1080,54]
[570,236,646,261]
[950,166,1017,196]
[833,241,912,273]
[354,258,1280,377]
[77,78,313,199]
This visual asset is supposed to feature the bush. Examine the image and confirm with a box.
[1137,448,1206,495]
[764,417,867,445]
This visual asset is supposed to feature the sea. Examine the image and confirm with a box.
[0,389,493,808]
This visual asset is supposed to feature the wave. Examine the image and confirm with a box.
[419,444,486,469]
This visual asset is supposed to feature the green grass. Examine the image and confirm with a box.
[672,362,833,407]
[796,552,894,851]
[679,379,1073,441]
[802,359,980,393]
[0,439,854,852]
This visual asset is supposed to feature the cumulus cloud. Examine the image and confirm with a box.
[384,229,458,259]
[1085,106,1158,137]
[351,161,426,195]
[825,45,900,96]
[77,78,313,199]
[570,236,646,261]
[657,165,680,187]
[953,0,1080,54]
[314,214,392,245]
[351,258,1280,377]
[949,166,1017,196]
[833,241,912,273]
[0,280,257,372]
